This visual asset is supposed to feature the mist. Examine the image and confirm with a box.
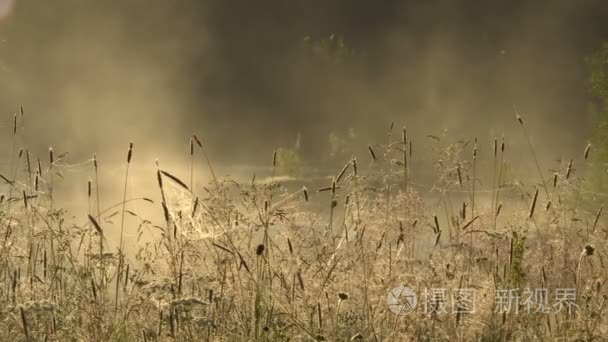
[1,0,608,185]
[3,2,608,339]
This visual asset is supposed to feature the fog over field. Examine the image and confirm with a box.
[2,1,608,341]
[1,1,607,163]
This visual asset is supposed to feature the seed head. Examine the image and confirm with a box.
[256,244,265,256]
[367,145,376,162]
[553,173,558,188]
[584,244,595,256]
[127,142,133,163]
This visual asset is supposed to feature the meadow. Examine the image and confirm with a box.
[0,109,607,341]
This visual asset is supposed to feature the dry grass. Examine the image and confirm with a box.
[0,113,607,341]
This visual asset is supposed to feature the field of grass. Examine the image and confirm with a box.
[1,111,607,341]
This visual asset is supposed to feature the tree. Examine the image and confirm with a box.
[586,43,608,195]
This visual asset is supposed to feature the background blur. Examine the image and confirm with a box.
[1,0,608,185]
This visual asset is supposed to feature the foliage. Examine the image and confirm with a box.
[586,43,608,194]
[275,146,301,177]
[275,133,302,177]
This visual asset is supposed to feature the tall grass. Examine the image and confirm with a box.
[0,109,607,341]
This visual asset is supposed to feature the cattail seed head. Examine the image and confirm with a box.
[367,145,376,162]
[190,137,194,156]
[493,138,497,157]
[352,158,358,175]
[25,150,31,174]
[193,135,203,149]
[566,159,573,180]
[13,113,17,135]
[287,238,293,254]
[127,142,133,163]
[462,202,467,219]
[272,149,277,167]
[303,187,309,201]
[433,215,440,234]
[0,174,12,185]
[19,306,29,341]
[191,197,199,217]
[592,204,603,233]
[529,188,539,219]
[584,144,591,160]
[49,147,54,164]
[336,161,351,183]
[553,173,558,188]
[516,113,524,126]
[296,270,304,291]
[162,202,170,223]
[156,169,163,190]
[88,215,103,236]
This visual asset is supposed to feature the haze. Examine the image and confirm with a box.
[1,0,607,185]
